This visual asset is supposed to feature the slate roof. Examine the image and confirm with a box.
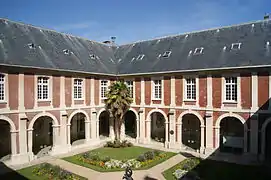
[1,18,271,75]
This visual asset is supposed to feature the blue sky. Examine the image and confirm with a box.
[0,0,270,44]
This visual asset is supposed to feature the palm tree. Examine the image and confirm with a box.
[104,81,133,141]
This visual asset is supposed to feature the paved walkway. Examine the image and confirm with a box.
[48,154,185,180]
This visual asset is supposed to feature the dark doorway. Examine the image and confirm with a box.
[265,122,271,162]
[182,114,201,151]
[99,111,110,137]
[33,116,53,155]
[124,111,137,138]
[70,113,86,144]
[219,117,244,154]
[0,121,11,161]
[150,112,165,143]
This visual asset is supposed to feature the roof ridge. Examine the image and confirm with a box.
[0,18,112,47]
[119,19,271,46]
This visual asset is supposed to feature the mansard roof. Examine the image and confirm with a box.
[1,18,271,76]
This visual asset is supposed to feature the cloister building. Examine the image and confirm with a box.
[0,18,271,165]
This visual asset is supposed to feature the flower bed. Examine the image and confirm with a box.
[163,157,201,180]
[75,149,169,170]
[31,163,86,180]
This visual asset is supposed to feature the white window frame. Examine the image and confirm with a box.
[37,76,50,101]
[152,78,162,100]
[194,47,204,54]
[125,80,135,98]
[221,74,241,109]
[100,80,109,100]
[162,51,172,58]
[223,76,238,103]
[73,78,84,100]
[0,74,6,103]
[231,43,242,50]
[184,77,197,101]
[136,54,145,61]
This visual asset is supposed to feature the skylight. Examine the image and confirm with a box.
[89,54,96,59]
[63,49,71,55]
[28,43,36,49]
[162,51,171,58]
[194,47,204,54]
[231,43,242,50]
[136,54,145,60]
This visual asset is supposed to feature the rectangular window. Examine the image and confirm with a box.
[185,78,196,100]
[37,77,49,100]
[74,79,83,99]
[101,80,108,99]
[0,74,5,101]
[125,80,134,98]
[225,77,237,101]
[153,79,162,99]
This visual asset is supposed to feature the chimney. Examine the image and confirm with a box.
[264,13,270,20]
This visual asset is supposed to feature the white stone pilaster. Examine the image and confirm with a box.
[90,108,97,139]
[27,129,34,161]
[168,109,176,148]
[200,125,205,153]
[11,131,17,155]
[207,75,213,108]
[136,119,140,143]
[85,120,91,142]
[205,112,214,154]
[214,126,220,149]
[139,108,145,143]
[176,122,182,148]
[66,124,71,146]
[146,120,151,143]
[165,120,169,148]
[251,72,258,111]
[19,115,27,154]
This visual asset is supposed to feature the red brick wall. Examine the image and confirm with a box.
[241,73,251,109]
[94,78,99,105]
[175,76,182,106]
[145,78,151,105]
[85,78,91,106]
[258,73,269,109]
[212,76,222,108]
[53,76,60,108]
[164,76,171,106]
[8,74,19,110]
[38,101,51,107]
[65,77,72,107]
[135,78,141,105]
[199,76,207,107]
[24,74,34,109]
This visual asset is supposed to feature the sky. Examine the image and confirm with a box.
[0,0,270,44]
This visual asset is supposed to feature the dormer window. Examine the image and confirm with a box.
[136,54,145,61]
[231,43,242,50]
[194,47,204,55]
[63,49,71,55]
[89,54,96,59]
[162,51,171,58]
[28,43,36,49]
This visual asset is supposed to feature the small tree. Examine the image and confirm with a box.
[104,81,133,141]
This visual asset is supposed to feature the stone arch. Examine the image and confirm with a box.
[97,108,110,138]
[0,115,16,132]
[123,108,139,139]
[147,109,168,122]
[216,113,247,129]
[128,107,139,120]
[97,108,107,119]
[261,117,271,159]
[178,110,204,126]
[28,112,59,130]
[215,112,247,153]
[68,109,90,125]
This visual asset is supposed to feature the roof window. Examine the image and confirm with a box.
[89,54,96,59]
[231,43,242,50]
[194,47,204,55]
[162,51,171,58]
[136,54,145,61]
[28,43,36,49]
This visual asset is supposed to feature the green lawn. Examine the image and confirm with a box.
[163,159,271,180]
[63,146,176,172]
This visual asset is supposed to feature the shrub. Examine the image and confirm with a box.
[137,154,146,162]
[178,158,200,171]
[144,151,155,160]
[88,153,100,161]
[101,156,110,163]
[104,140,133,148]
[152,150,161,156]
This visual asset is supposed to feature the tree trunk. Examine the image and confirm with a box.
[114,119,120,141]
